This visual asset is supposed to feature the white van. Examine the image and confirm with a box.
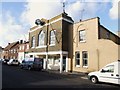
[88,60,120,85]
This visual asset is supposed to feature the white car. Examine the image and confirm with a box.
[7,59,19,65]
[88,60,120,85]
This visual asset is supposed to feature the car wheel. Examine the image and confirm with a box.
[91,76,98,84]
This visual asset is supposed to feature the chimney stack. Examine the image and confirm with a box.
[20,40,23,44]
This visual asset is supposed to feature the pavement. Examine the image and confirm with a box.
[43,69,88,78]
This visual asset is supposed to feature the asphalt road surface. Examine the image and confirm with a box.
[2,63,120,89]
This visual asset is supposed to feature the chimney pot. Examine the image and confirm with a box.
[20,40,23,44]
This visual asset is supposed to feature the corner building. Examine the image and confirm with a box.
[28,13,120,73]
[28,13,74,73]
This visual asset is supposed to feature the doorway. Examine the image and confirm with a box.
[63,56,66,71]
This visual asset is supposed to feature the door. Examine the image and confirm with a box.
[99,64,118,84]
[63,56,66,71]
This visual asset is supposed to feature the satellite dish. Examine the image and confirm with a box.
[35,19,45,26]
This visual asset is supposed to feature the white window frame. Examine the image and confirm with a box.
[50,30,56,46]
[75,51,80,67]
[14,49,15,53]
[79,30,86,42]
[11,49,13,53]
[82,51,88,67]
[19,46,21,50]
[22,45,24,50]
[27,44,29,50]
[38,30,45,46]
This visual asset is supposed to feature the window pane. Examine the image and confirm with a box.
[79,30,86,42]
[83,52,87,58]
[38,30,45,46]
[76,52,80,58]
[82,51,88,66]
[75,52,80,66]
[50,30,56,45]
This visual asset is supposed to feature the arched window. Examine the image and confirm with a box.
[50,30,56,45]
[38,30,45,46]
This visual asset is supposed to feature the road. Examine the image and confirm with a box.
[2,63,120,89]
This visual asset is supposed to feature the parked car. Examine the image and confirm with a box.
[7,59,19,66]
[20,58,43,71]
[88,60,120,85]
[3,59,9,64]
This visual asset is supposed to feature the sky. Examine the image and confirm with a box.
[0,0,120,48]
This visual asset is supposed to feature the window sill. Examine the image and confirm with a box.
[80,41,86,43]
[49,44,55,46]
[36,45,47,48]
[31,47,35,49]
[83,66,88,68]
[76,65,80,68]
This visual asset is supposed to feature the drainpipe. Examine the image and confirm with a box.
[96,49,99,70]
[45,20,49,70]
[60,52,63,73]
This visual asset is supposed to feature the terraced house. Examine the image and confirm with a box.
[28,12,120,73]
[18,40,29,63]
[3,41,19,60]
[28,13,74,73]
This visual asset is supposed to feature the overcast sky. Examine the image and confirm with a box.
[0,0,120,48]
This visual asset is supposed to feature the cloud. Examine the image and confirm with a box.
[0,11,29,47]
[1,0,118,48]
[21,0,62,26]
[22,0,111,25]
[109,0,120,19]
[65,1,110,22]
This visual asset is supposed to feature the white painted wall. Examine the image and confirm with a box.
[18,52,24,63]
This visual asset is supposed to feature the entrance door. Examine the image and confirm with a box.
[63,56,66,71]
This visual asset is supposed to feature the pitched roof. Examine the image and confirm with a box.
[4,41,19,51]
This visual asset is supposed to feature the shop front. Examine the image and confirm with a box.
[28,51,68,73]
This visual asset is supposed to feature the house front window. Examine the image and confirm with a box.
[38,30,45,46]
[75,51,80,67]
[50,30,56,45]
[79,30,86,42]
[82,51,88,67]
[19,46,21,50]
[31,36,35,48]
[27,44,29,49]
